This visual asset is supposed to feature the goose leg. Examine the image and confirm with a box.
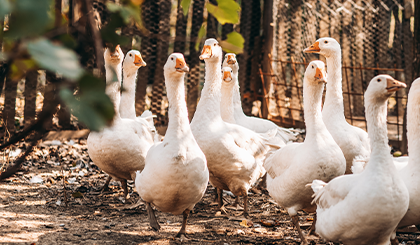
[307,213,317,235]
[175,209,190,238]
[291,215,308,245]
[217,188,227,214]
[146,202,160,231]
[242,195,249,217]
[121,179,130,202]
[212,188,219,204]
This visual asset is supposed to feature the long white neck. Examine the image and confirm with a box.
[164,71,190,139]
[120,68,138,119]
[220,81,236,123]
[323,53,346,122]
[192,58,223,123]
[105,63,122,120]
[303,78,328,140]
[231,70,248,120]
[364,94,394,171]
[407,84,420,164]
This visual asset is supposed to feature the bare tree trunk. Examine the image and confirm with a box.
[173,0,188,53]
[24,71,38,127]
[150,0,171,126]
[187,0,205,121]
[136,0,159,115]
[261,0,274,118]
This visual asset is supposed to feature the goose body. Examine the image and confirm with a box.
[265,61,346,244]
[136,53,208,236]
[396,77,420,229]
[190,39,269,216]
[305,38,370,174]
[310,75,409,244]
[87,47,154,199]
[221,53,296,144]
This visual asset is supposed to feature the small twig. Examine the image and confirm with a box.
[61,153,68,208]
[0,131,44,180]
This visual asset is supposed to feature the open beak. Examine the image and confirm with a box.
[134,54,146,67]
[304,41,321,53]
[175,58,189,72]
[386,78,406,92]
[315,67,326,83]
[200,45,212,60]
[223,71,232,82]
[226,54,236,64]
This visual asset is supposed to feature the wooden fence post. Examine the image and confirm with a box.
[261,0,274,118]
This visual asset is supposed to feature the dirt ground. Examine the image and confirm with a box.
[0,139,419,245]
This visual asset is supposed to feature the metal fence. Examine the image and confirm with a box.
[262,0,415,149]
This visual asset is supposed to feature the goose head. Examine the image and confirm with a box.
[365,75,406,101]
[304,37,340,58]
[305,60,327,84]
[123,50,146,73]
[222,53,239,73]
[104,45,124,66]
[222,67,234,85]
[164,53,189,78]
[199,38,223,63]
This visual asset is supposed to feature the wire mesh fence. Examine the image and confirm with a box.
[264,0,414,149]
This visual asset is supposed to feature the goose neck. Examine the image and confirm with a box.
[120,68,138,119]
[105,63,122,120]
[165,72,190,137]
[193,59,223,122]
[303,78,327,139]
[407,88,420,162]
[364,95,394,171]
[220,82,236,123]
[323,54,345,121]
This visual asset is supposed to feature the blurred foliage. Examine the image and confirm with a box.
[0,0,244,132]
[182,0,243,54]
[0,0,143,131]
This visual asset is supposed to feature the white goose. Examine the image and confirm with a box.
[135,53,209,237]
[87,46,154,202]
[190,38,269,216]
[304,38,371,174]
[309,75,408,245]
[120,49,159,141]
[395,77,420,230]
[264,60,346,244]
[221,53,296,144]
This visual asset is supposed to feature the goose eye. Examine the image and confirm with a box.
[311,65,314,69]
[171,57,174,60]
[214,43,216,46]
[231,71,232,73]
[129,54,132,57]
[324,41,328,44]
[377,79,381,82]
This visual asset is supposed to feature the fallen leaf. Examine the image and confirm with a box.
[239,219,253,228]
[72,191,83,198]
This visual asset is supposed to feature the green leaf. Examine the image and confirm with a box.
[180,0,191,16]
[0,0,12,20]
[10,59,37,80]
[220,31,244,54]
[206,0,240,25]
[107,2,142,25]
[59,86,114,132]
[195,23,207,51]
[6,0,53,39]
[27,38,84,81]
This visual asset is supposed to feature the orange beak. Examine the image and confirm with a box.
[223,71,232,82]
[386,78,406,92]
[175,58,189,72]
[134,54,146,66]
[200,45,212,60]
[226,54,236,64]
[315,67,326,83]
[304,41,321,53]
